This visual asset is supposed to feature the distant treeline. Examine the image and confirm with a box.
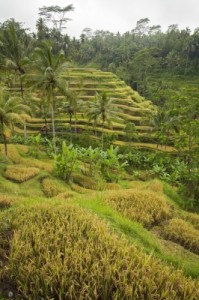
[1,16,199,95]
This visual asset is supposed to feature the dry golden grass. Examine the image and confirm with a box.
[28,159,53,173]
[104,189,171,227]
[16,144,29,154]
[3,203,199,299]
[128,179,163,194]
[41,177,68,198]
[163,218,199,254]
[55,191,74,200]
[181,212,199,230]
[0,195,13,209]
[73,173,98,190]
[114,141,177,152]
[103,182,121,190]
[0,144,23,164]
[70,183,92,194]
[0,144,52,172]
[4,165,39,183]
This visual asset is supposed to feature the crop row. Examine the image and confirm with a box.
[1,203,198,299]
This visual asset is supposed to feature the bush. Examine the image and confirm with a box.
[4,204,199,299]
[53,142,79,182]
[99,146,128,183]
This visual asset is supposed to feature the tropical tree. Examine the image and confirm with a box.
[39,5,74,33]
[0,20,31,98]
[124,122,139,143]
[0,89,29,156]
[86,92,120,149]
[25,42,69,150]
[36,18,50,41]
[62,91,78,140]
[150,109,169,148]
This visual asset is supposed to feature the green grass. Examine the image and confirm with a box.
[0,143,198,300]
[71,195,199,278]
[12,67,158,151]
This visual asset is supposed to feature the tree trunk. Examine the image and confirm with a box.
[24,121,27,139]
[101,122,104,150]
[184,46,190,75]
[69,113,72,143]
[51,100,56,152]
[3,134,8,157]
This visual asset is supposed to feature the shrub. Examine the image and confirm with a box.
[41,178,67,197]
[163,218,199,254]
[4,204,199,299]
[104,189,171,227]
[4,165,39,183]
[99,146,128,183]
[53,142,79,181]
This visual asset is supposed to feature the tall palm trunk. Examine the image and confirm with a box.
[3,134,8,157]
[19,74,27,140]
[101,121,104,150]
[24,121,27,139]
[51,93,56,152]
[1,120,7,157]
[69,112,72,143]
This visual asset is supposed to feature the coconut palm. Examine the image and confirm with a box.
[0,90,30,156]
[25,42,69,151]
[86,92,120,149]
[63,91,78,139]
[0,20,31,98]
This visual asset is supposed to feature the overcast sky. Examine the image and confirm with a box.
[0,0,199,37]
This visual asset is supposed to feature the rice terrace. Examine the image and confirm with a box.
[0,2,199,299]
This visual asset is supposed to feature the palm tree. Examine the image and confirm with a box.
[25,42,69,151]
[150,109,167,149]
[86,92,120,149]
[63,91,78,140]
[0,20,30,98]
[0,90,30,156]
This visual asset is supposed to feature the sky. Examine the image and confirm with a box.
[0,0,199,37]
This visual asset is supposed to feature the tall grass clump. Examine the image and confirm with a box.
[163,218,199,254]
[41,177,67,197]
[104,189,171,227]
[4,204,199,299]
[73,173,98,190]
[181,212,199,230]
[0,195,13,210]
[4,165,39,183]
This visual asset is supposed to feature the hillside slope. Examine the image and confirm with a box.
[14,68,156,145]
[0,144,199,299]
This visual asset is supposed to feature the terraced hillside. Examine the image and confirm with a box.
[0,144,199,299]
[15,68,155,144]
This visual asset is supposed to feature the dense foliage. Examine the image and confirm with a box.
[0,10,198,203]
